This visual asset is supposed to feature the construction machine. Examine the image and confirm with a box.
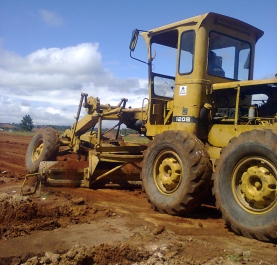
[24,12,277,241]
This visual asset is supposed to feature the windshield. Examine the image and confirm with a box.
[208,31,251,80]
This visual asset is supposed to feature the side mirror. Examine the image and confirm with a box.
[129,29,139,52]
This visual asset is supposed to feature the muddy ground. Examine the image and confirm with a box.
[0,131,276,265]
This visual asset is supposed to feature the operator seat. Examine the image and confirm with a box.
[208,51,225,77]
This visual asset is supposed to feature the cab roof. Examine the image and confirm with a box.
[143,12,263,42]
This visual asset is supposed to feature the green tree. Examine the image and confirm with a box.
[20,115,34,131]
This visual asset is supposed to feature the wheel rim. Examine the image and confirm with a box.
[232,157,277,214]
[154,150,182,195]
[32,139,44,162]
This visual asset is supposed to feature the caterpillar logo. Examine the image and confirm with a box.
[173,116,197,123]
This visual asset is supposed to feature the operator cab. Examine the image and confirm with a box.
[129,12,265,137]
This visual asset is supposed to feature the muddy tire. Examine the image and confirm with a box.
[141,130,212,215]
[25,127,60,173]
[213,129,277,241]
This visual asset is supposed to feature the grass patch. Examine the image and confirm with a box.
[0,130,34,137]
[224,253,240,262]
[0,130,151,145]
[123,136,149,144]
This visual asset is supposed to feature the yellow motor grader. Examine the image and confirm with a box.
[24,12,277,242]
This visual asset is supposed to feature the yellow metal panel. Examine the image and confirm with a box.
[212,78,277,91]
[208,124,277,148]
[208,124,237,147]
[204,143,221,166]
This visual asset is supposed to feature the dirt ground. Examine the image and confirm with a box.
[0,131,276,265]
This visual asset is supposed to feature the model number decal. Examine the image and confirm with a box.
[173,116,197,123]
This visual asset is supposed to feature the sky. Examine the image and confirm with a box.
[0,0,276,126]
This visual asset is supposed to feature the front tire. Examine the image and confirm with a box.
[141,130,212,215]
[213,129,277,241]
[25,127,60,173]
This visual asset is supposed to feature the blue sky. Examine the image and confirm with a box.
[0,0,276,125]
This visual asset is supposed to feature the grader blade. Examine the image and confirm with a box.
[22,153,143,192]
[39,161,85,187]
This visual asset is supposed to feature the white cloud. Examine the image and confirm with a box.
[0,44,148,126]
[39,9,64,26]
[21,100,31,107]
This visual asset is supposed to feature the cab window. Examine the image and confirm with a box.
[179,30,195,74]
[151,30,178,98]
[208,31,251,80]
[151,30,178,77]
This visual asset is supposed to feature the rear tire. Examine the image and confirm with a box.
[141,130,212,215]
[213,129,277,241]
[25,127,60,173]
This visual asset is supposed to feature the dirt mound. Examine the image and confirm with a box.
[16,242,198,265]
[0,191,110,240]
[12,241,259,265]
